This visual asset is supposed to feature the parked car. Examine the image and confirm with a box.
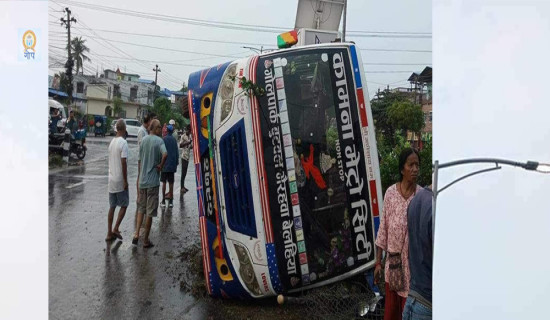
[109,120,117,136]
[111,118,141,137]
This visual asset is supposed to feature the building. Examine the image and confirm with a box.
[406,66,432,148]
[70,68,155,119]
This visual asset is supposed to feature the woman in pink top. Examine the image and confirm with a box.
[375,148,422,320]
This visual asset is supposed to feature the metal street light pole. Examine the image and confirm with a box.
[242,46,262,54]
[432,158,550,243]
[342,0,347,42]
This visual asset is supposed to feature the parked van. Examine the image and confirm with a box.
[49,98,67,134]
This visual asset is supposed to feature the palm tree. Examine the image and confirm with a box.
[67,36,91,75]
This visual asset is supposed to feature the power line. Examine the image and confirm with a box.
[54,0,431,38]
[53,27,277,48]
[365,71,418,73]
[348,33,430,39]
[53,0,287,33]
[69,17,188,86]
[364,63,431,66]
[56,11,185,87]
[50,28,431,53]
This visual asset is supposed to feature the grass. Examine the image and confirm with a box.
[49,154,65,169]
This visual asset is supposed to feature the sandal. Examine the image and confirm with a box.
[143,241,155,249]
[113,231,123,240]
[132,237,139,245]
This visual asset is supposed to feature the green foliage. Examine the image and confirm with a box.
[371,89,431,193]
[326,126,339,157]
[376,130,432,194]
[180,81,188,93]
[55,72,71,97]
[148,97,188,128]
[387,100,424,134]
[418,135,432,188]
[113,97,123,117]
[68,36,91,75]
[378,130,410,194]
[231,76,265,97]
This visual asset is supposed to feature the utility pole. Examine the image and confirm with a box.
[153,64,161,98]
[61,8,77,106]
[342,0,347,42]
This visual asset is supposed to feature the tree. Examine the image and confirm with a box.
[150,97,173,124]
[55,72,71,94]
[67,36,91,75]
[371,89,430,194]
[113,97,123,118]
[180,81,188,93]
[387,100,424,135]
[371,90,410,145]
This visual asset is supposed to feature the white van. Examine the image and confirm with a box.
[49,99,67,134]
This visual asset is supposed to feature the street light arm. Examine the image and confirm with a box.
[437,164,501,195]
[437,158,539,170]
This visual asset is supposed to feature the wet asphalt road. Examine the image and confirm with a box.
[49,136,215,319]
[49,136,306,320]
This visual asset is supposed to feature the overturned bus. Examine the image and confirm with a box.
[187,43,383,299]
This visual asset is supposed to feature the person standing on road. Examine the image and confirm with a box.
[374,148,422,320]
[133,119,167,248]
[50,108,61,134]
[134,112,156,228]
[179,125,192,195]
[162,122,168,138]
[160,124,179,208]
[402,187,433,320]
[106,119,129,242]
[169,119,179,141]
[67,110,77,135]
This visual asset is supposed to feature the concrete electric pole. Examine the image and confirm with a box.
[153,64,161,97]
[61,7,76,105]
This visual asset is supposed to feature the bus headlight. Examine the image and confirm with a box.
[221,99,233,122]
[234,243,262,295]
[220,79,234,100]
[219,63,237,123]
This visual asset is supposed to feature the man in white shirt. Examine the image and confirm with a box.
[179,125,192,194]
[106,119,129,241]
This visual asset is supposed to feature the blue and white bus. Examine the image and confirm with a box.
[187,42,383,299]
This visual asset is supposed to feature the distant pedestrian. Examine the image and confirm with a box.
[106,119,129,242]
[67,110,77,135]
[50,108,61,134]
[179,125,192,194]
[133,119,167,248]
[162,122,168,138]
[403,187,433,320]
[169,119,179,141]
[161,124,179,208]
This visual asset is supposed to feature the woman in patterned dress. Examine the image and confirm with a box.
[374,148,422,320]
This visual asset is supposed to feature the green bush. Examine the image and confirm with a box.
[376,130,432,195]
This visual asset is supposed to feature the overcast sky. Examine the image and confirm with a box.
[47,0,431,97]
[434,0,550,319]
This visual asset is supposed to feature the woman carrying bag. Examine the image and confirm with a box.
[374,148,421,320]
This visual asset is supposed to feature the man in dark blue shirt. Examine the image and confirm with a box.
[160,125,179,208]
[403,187,433,320]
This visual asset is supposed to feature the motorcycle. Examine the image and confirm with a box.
[48,122,87,160]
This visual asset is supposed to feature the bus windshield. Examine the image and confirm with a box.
[256,48,374,291]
